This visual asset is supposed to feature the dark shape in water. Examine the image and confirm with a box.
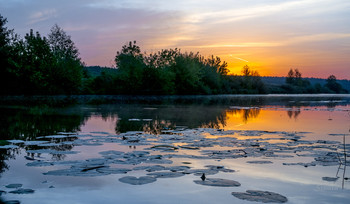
[24,156,35,161]
[200,173,206,181]
[2,200,21,204]
[81,165,106,172]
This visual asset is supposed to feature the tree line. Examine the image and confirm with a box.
[0,14,347,95]
[279,68,348,94]
[83,41,266,95]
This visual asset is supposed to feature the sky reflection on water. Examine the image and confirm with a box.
[0,95,349,204]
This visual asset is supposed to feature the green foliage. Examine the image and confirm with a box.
[10,29,54,94]
[0,14,17,94]
[325,75,347,93]
[49,24,80,61]
[0,20,83,95]
[281,68,313,93]
[236,65,266,94]
[115,41,146,93]
[286,68,303,86]
[48,25,83,94]
[108,42,231,95]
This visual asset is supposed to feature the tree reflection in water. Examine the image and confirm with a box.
[287,109,301,119]
[0,106,86,140]
[226,108,261,123]
[0,106,87,177]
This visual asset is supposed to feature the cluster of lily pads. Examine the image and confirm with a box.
[1,127,349,203]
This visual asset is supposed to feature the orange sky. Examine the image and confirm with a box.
[1,0,350,79]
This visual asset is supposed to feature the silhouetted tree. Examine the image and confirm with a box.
[48,24,83,94]
[294,69,303,86]
[286,69,294,84]
[115,41,146,93]
[242,65,251,77]
[9,29,54,94]
[0,15,27,95]
[325,75,343,93]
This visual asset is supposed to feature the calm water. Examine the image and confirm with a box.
[0,95,349,204]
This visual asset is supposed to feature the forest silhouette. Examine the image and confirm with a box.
[0,14,347,95]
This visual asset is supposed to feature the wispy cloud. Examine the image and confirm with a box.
[287,33,350,44]
[196,42,283,48]
[1,0,350,78]
[29,9,57,24]
[233,57,249,63]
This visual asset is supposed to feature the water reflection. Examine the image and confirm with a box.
[1,95,350,178]
[226,108,261,123]
[0,149,15,177]
[0,106,86,140]
[0,106,86,177]
[287,109,301,119]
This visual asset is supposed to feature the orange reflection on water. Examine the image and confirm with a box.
[221,107,350,141]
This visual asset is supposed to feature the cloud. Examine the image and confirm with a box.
[1,0,350,78]
[233,57,249,62]
[29,9,57,24]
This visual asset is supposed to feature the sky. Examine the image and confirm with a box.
[1,0,350,79]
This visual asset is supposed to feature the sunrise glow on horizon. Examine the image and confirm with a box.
[1,0,349,79]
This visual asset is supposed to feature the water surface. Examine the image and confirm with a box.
[0,95,349,204]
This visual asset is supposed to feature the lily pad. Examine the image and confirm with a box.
[26,149,79,154]
[24,141,48,146]
[167,166,191,172]
[5,184,22,188]
[0,145,18,149]
[247,161,273,164]
[232,190,288,203]
[322,177,339,182]
[194,178,241,187]
[6,140,24,144]
[9,188,35,194]
[96,167,131,174]
[119,176,156,185]
[205,165,236,173]
[133,165,166,172]
[147,171,185,178]
[3,200,20,204]
[185,169,219,176]
[151,145,179,150]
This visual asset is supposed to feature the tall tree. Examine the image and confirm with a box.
[48,24,83,94]
[11,29,54,94]
[242,65,251,77]
[325,75,342,93]
[286,69,294,84]
[294,69,303,86]
[115,41,146,93]
[48,24,80,61]
[0,14,15,94]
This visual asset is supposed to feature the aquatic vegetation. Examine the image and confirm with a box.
[0,100,349,203]
[194,178,241,187]
[231,190,288,203]
[119,176,157,185]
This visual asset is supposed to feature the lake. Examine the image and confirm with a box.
[0,95,349,204]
